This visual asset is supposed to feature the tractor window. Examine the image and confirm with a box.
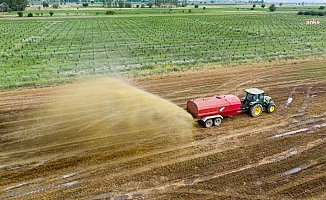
[252,95,258,102]
[259,94,264,102]
[246,93,253,101]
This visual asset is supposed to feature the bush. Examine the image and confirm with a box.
[17,11,23,17]
[49,11,54,16]
[194,4,199,8]
[319,6,325,10]
[147,2,153,8]
[141,4,145,8]
[82,3,89,7]
[297,10,304,15]
[261,4,265,8]
[310,10,317,16]
[105,10,114,15]
[269,4,276,12]
[27,12,33,17]
[298,10,326,16]
[125,2,132,8]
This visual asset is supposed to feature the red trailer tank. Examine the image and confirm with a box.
[187,94,242,127]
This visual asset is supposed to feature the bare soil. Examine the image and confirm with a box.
[0,59,326,199]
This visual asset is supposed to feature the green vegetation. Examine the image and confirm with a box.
[0,6,326,89]
[0,5,270,17]
[17,11,23,17]
[298,10,326,16]
[0,0,28,11]
[269,4,276,12]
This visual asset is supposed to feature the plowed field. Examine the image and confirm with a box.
[1,59,326,199]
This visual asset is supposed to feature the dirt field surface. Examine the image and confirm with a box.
[1,59,326,199]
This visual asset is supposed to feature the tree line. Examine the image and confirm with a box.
[102,0,184,8]
[0,0,29,12]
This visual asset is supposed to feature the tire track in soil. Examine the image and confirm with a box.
[109,138,325,200]
[277,86,300,114]
[1,60,326,199]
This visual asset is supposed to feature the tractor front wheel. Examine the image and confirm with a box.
[267,102,276,113]
[203,119,213,128]
[250,104,263,117]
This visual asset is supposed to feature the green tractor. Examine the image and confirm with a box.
[241,88,276,117]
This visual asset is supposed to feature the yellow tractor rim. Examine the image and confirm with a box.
[269,105,275,112]
[254,106,262,115]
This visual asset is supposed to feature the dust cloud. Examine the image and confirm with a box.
[11,78,195,162]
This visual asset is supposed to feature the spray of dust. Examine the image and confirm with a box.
[12,78,195,162]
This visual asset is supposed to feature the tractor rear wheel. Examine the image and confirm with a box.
[214,118,222,126]
[250,104,263,117]
[203,119,213,128]
[267,102,276,113]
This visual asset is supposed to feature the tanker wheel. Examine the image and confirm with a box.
[267,102,276,113]
[250,104,263,117]
[203,119,213,128]
[214,118,222,126]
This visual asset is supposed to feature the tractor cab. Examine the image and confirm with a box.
[241,88,275,117]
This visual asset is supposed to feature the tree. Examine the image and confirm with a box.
[279,3,282,6]
[181,0,187,7]
[1,0,28,11]
[107,0,112,8]
[269,4,276,12]
[147,2,153,8]
[118,0,124,8]
[154,0,162,7]
[319,6,325,10]
[261,4,265,8]
[253,4,256,8]
[52,3,59,9]
[0,2,9,12]
[125,2,131,8]
[43,1,49,7]
[173,0,178,7]
[82,3,88,7]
